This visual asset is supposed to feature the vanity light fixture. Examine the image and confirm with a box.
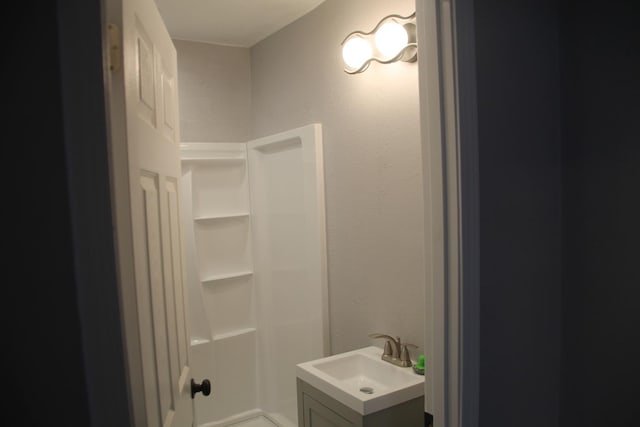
[341,12,417,74]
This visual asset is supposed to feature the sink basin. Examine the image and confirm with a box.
[296,346,424,415]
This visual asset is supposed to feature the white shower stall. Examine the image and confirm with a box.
[180,124,329,427]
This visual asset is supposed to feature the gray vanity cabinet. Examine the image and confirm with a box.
[302,392,356,427]
[296,379,424,427]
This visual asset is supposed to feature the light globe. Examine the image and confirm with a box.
[342,36,372,70]
[374,21,408,59]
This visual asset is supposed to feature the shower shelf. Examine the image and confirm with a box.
[190,337,211,346]
[194,212,250,222]
[213,327,256,341]
[181,142,247,162]
[201,270,253,285]
[181,156,246,163]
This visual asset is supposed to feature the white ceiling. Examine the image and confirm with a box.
[154,0,326,47]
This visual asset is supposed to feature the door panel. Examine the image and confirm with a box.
[139,172,164,426]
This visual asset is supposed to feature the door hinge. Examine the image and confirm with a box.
[107,23,121,72]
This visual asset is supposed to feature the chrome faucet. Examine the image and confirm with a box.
[368,333,417,367]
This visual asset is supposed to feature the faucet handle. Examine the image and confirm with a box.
[400,343,418,365]
[368,333,399,357]
[382,340,393,356]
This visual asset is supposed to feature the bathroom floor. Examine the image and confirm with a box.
[228,415,278,427]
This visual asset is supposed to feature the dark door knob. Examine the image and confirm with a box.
[190,378,211,399]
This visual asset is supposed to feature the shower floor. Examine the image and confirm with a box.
[227,415,278,427]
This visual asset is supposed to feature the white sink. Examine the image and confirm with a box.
[296,346,424,415]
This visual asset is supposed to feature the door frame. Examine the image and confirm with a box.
[58,0,479,426]
[417,0,479,426]
[57,0,133,426]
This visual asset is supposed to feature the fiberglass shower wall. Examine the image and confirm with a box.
[180,124,328,427]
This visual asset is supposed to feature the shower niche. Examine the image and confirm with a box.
[180,124,328,427]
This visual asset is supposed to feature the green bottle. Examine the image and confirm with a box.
[413,354,425,375]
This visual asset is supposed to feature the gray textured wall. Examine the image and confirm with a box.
[250,0,424,356]
[559,0,640,425]
[174,0,424,357]
[174,39,251,142]
[474,0,563,425]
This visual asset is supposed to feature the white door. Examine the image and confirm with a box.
[104,0,203,425]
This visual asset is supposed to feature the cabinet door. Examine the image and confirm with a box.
[303,394,357,427]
